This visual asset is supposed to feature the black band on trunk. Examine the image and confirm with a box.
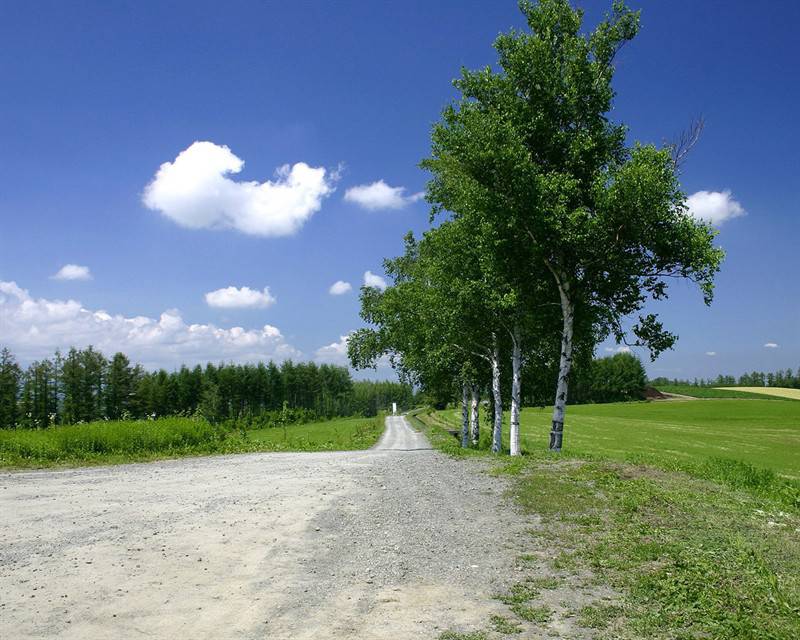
[549,420,564,451]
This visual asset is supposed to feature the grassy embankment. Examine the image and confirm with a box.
[0,414,384,469]
[717,386,800,401]
[656,384,798,401]
[411,398,800,639]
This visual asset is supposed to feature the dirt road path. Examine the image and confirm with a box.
[0,416,528,639]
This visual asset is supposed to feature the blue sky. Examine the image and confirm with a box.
[0,0,797,380]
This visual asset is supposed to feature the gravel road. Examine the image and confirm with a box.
[0,416,529,639]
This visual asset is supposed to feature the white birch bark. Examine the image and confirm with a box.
[550,275,574,452]
[469,384,480,446]
[490,333,503,454]
[510,324,522,457]
[460,382,469,448]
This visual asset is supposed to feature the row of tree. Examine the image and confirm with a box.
[349,0,722,455]
[0,346,414,429]
[652,369,800,389]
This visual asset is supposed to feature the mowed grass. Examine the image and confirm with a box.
[436,399,800,480]
[410,408,800,639]
[0,415,385,469]
[718,386,800,400]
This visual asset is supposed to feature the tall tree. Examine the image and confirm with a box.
[422,0,723,451]
[0,348,21,428]
[106,352,135,419]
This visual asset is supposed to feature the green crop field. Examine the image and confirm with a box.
[0,415,384,469]
[434,399,800,480]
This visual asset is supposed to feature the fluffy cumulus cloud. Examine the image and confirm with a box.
[142,141,335,236]
[52,264,92,281]
[686,190,746,225]
[344,180,423,211]
[314,332,392,371]
[204,286,276,309]
[363,270,387,290]
[328,280,352,295]
[706,351,717,356]
[315,334,350,364]
[604,345,631,354]
[0,281,299,368]
[764,342,779,349]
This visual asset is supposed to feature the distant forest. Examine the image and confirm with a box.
[651,369,800,389]
[0,347,415,429]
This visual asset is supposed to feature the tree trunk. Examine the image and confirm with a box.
[491,333,503,453]
[510,324,522,456]
[460,382,469,448]
[469,384,480,446]
[550,278,574,452]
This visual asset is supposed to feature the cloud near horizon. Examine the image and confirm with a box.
[143,141,335,236]
[604,345,631,354]
[344,180,423,211]
[205,286,276,309]
[52,264,92,281]
[0,280,299,369]
[314,332,391,370]
[686,190,746,225]
[314,334,350,364]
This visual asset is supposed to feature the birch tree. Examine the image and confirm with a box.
[422,0,724,451]
[348,233,476,447]
[349,222,509,451]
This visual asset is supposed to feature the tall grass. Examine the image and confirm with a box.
[0,418,227,464]
[0,414,385,468]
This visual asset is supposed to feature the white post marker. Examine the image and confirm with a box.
[392,402,397,415]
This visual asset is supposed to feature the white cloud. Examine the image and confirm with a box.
[363,270,387,290]
[604,345,631,354]
[686,190,746,225]
[344,180,424,211]
[706,351,717,356]
[52,264,92,281]
[205,286,275,309]
[315,334,350,365]
[314,333,396,372]
[142,141,335,236]
[328,280,352,295]
[0,280,299,369]
[764,342,779,349]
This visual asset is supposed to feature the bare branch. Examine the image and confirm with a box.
[668,116,705,170]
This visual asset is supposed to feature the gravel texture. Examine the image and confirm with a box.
[0,416,530,639]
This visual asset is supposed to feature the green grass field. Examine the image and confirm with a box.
[411,401,800,639]
[246,415,383,450]
[0,415,384,468]
[435,399,800,480]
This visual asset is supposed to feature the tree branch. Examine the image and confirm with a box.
[669,115,704,170]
